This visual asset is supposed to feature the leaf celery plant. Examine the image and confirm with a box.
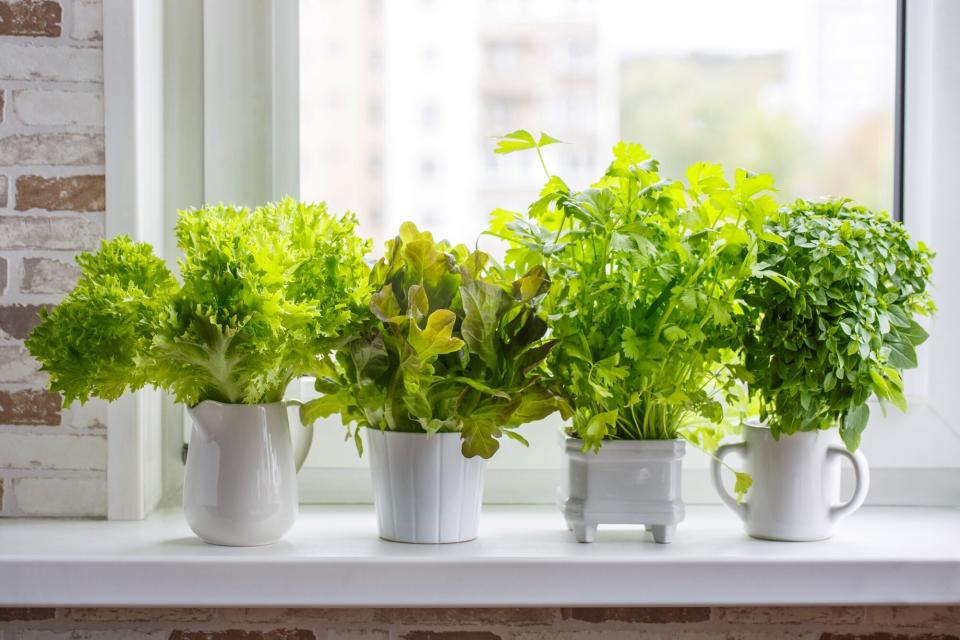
[492,130,784,496]
[300,222,558,459]
[26,198,371,407]
[738,198,934,450]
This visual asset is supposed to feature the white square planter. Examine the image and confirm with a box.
[558,437,686,543]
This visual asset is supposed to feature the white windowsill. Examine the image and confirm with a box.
[1,505,958,607]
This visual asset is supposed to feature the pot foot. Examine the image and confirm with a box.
[572,523,597,543]
[650,524,675,544]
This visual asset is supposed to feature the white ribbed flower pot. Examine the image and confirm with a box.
[367,430,486,544]
[558,437,685,544]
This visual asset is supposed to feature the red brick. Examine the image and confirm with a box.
[821,635,959,640]
[170,632,315,640]
[0,477,4,511]
[0,215,103,251]
[868,607,960,630]
[561,607,711,624]
[20,256,81,294]
[0,1,61,36]
[15,175,106,212]
[714,607,865,625]
[0,303,52,339]
[0,389,62,425]
[0,607,56,621]
[0,88,4,122]
[401,634,502,640]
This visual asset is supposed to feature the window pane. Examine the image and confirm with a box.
[300,0,897,247]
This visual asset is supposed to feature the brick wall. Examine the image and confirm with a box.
[0,0,108,517]
[0,607,958,639]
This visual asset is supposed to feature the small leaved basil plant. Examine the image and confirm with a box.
[300,222,559,459]
[739,198,934,450]
[26,198,372,406]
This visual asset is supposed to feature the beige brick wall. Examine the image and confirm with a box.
[0,0,107,517]
[1,607,959,639]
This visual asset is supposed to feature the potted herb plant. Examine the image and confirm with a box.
[26,198,371,546]
[711,199,934,541]
[300,222,557,543]
[493,131,773,543]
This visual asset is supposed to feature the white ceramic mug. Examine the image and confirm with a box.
[711,423,870,541]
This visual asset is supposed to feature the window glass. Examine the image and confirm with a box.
[297,0,898,480]
[300,0,896,248]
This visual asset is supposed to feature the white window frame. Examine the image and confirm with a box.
[104,0,960,518]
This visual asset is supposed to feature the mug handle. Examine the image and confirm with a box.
[710,442,749,522]
[827,444,870,524]
[283,398,314,473]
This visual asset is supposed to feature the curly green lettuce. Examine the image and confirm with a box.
[26,198,371,406]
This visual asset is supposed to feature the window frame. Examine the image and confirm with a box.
[279,0,956,506]
[105,0,959,517]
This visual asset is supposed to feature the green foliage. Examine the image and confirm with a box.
[301,222,557,459]
[26,198,371,406]
[493,130,780,456]
[739,199,934,450]
[25,237,178,405]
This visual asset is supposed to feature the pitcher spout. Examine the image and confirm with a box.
[186,399,230,438]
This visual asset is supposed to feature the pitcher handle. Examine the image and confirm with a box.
[283,398,313,473]
[827,444,870,523]
[710,442,749,522]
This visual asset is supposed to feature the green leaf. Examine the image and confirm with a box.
[493,129,538,155]
[512,265,550,302]
[300,392,348,425]
[408,309,464,360]
[582,410,618,451]
[508,385,558,426]
[734,472,753,503]
[461,418,501,458]
[503,429,530,447]
[885,334,918,369]
[537,132,564,147]
[902,320,929,347]
[403,390,432,420]
[370,285,402,322]
[842,403,870,451]
[406,284,429,321]
[460,278,507,369]
[621,327,643,360]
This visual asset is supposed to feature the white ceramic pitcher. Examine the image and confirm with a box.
[711,423,870,541]
[184,399,313,546]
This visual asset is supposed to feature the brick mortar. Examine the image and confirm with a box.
[0,79,103,91]
[0,607,958,638]
[0,35,101,49]
[0,166,106,181]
